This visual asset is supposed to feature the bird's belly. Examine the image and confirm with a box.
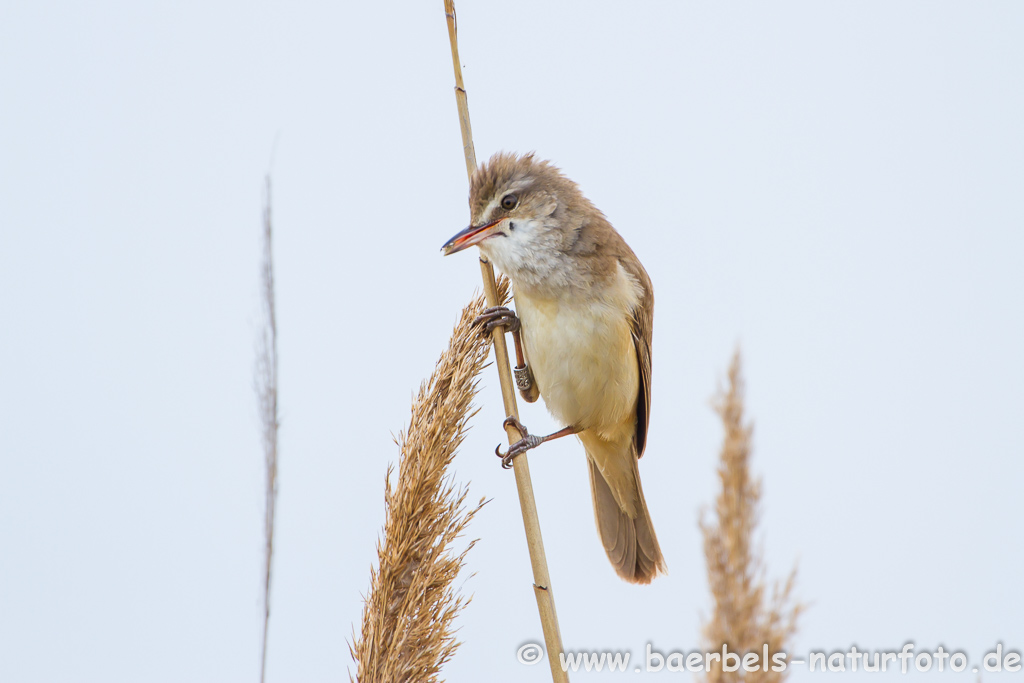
[517,292,639,436]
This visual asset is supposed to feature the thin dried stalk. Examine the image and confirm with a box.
[255,175,279,683]
[441,3,568,678]
[350,279,510,683]
[701,350,803,683]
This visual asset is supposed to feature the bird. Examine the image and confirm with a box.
[441,152,665,584]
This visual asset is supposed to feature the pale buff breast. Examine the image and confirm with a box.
[514,263,642,438]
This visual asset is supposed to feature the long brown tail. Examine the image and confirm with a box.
[587,455,666,584]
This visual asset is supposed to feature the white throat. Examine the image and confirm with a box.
[478,216,575,297]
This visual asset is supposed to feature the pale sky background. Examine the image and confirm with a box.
[1,1,1022,681]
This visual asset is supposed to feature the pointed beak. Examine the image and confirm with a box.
[441,219,503,256]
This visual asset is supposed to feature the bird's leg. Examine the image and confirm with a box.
[474,306,539,403]
[495,416,581,469]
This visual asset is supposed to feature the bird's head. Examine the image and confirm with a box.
[442,152,594,282]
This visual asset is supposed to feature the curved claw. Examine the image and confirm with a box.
[474,306,521,334]
[495,443,515,469]
[495,415,539,469]
[502,415,526,434]
[496,435,544,469]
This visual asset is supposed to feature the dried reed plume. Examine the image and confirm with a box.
[350,278,510,683]
[701,350,803,683]
[254,176,279,683]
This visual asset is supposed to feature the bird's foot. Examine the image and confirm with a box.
[495,416,543,469]
[474,306,520,334]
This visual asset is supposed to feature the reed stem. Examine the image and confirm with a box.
[442,3,568,680]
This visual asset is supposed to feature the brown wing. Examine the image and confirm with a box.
[621,256,653,458]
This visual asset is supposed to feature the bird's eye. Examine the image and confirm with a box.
[500,194,518,210]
